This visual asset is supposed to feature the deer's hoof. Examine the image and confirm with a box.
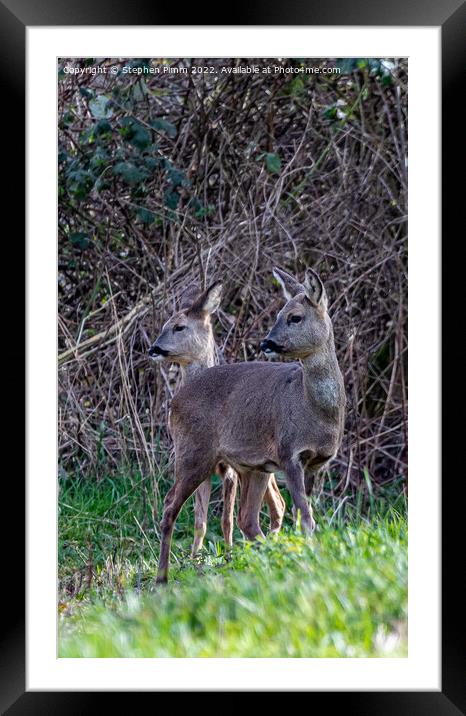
[302,518,316,535]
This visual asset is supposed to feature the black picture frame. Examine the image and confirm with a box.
[2,1,463,712]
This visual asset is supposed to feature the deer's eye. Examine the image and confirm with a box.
[289,315,302,324]
[174,325,186,332]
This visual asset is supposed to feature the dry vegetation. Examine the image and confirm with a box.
[58,57,407,509]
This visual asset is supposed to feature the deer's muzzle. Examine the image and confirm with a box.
[148,343,169,359]
[260,339,282,355]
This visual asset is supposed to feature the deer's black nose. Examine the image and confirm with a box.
[260,339,282,354]
[148,344,168,357]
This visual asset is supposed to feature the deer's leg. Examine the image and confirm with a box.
[156,458,213,585]
[237,473,249,534]
[303,453,332,499]
[264,474,286,533]
[218,463,238,550]
[283,459,316,535]
[239,472,269,541]
[191,478,212,557]
[162,483,177,510]
[304,471,316,498]
[291,470,316,526]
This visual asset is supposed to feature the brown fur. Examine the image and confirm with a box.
[155,268,345,583]
[148,283,285,557]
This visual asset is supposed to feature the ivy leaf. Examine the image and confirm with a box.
[144,156,160,170]
[95,119,112,139]
[136,207,156,224]
[69,232,91,250]
[89,95,113,119]
[132,80,149,102]
[80,127,96,145]
[94,176,111,192]
[151,118,177,138]
[132,127,151,150]
[61,111,74,127]
[66,170,94,199]
[195,204,215,219]
[265,153,281,174]
[289,77,305,96]
[164,190,180,210]
[113,162,148,186]
[119,118,151,151]
[89,148,109,171]
[165,163,190,188]
[58,149,68,165]
[336,58,367,74]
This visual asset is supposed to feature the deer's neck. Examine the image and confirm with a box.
[301,332,344,417]
[180,337,218,385]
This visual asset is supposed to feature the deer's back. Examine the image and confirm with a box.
[169,360,319,447]
[170,361,293,424]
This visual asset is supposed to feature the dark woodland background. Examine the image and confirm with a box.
[58,58,407,508]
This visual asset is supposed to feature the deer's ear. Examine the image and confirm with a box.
[189,281,223,316]
[273,267,304,301]
[304,268,327,308]
[179,284,201,311]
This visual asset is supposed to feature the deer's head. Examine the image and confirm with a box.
[260,267,331,359]
[148,282,223,366]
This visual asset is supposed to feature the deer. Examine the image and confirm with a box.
[155,267,345,584]
[148,281,286,557]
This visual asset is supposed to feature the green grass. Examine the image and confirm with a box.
[58,469,408,658]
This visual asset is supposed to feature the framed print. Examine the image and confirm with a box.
[1,0,463,711]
